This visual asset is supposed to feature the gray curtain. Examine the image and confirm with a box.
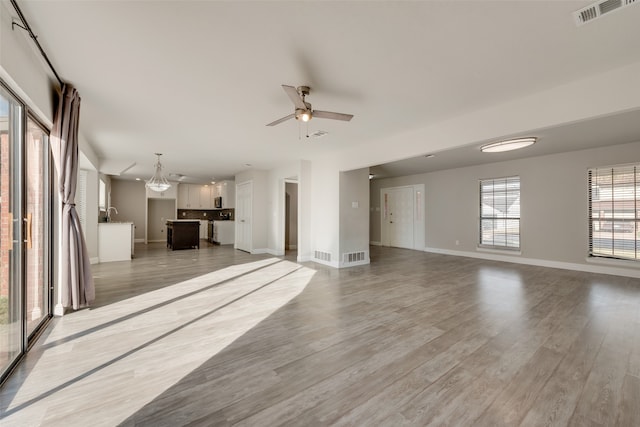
[51,84,95,310]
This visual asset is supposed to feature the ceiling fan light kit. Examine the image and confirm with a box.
[480,137,537,153]
[267,84,354,127]
[146,153,172,192]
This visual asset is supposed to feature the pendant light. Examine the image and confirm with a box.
[145,153,171,192]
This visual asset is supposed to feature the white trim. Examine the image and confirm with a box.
[339,258,370,268]
[424,247,640,278]
[134,238,145,243]
[90,257,100,265]
[369,241,382,246]
[264,248,284,256]
[147,239,165,243]
[251,248,269,255]
[53,304,65,317]
[312,257,340,268]
[585,256,640,269]
[476,246,522,256]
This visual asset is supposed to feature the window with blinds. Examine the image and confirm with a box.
[479,176,520,250]
[589,164,639,261]
[77,169,87,232]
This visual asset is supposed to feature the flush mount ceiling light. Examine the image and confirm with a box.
[480,137,536,153]
[145,153,171,192]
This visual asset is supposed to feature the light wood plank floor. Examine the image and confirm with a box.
[1,243,640,426]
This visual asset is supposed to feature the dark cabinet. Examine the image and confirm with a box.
[166,220,200,250]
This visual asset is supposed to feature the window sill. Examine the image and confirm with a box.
[476,246,522,256]
[585,256,640,269]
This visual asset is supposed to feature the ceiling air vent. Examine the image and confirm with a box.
[573,0,637,26]
[309,130,328,139]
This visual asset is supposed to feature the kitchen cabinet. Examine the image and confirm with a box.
[178,184,214,209]
[199,220,209,239]
[216,180,235,209]
[211,220,235,244]
[166,220,200,250]
[98,222,134,262]
[199,186,213,209]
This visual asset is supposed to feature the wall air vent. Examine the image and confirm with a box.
[314,250,331,262]
[342,251,367,264]
[573,0,637,26]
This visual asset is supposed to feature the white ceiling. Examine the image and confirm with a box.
[15,0,640,183]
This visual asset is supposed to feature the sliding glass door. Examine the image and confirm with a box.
[26,118,50,336]
[0,85,23,378]
[0,83,52,383]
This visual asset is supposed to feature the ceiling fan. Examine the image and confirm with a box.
[266,85,354,126]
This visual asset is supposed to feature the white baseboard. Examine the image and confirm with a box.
[251,248,269,255]
[148,239,164,243]
[424,247,640,278]
[263,248,285,256]
[134,238,145,243]
[311,257,340,268]
[53,303,65,317]
[90,257,99,265]
[369,241,382,246]
[339,258,370,268]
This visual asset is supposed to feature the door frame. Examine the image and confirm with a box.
[380,184,425,250]
[281,178,298,255]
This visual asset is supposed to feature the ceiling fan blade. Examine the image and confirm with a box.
[266,113,295,126]
[282,85,307,110]
[312,110,354,122]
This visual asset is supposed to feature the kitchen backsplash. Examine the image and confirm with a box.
[178,209,234,221]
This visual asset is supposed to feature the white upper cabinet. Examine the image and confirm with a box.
[200,185,213,209]
[216,180,235,209]
[178,184,214,209]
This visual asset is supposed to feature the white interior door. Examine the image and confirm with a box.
[235,181,252,252]
[383,187,414,249]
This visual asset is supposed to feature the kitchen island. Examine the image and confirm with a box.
[98,222,134,262]
[166,220,200,250]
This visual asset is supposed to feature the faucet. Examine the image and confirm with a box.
[106,206,118,222]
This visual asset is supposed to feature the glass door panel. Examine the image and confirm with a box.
[0,86,24,378]
[25,118,48,337]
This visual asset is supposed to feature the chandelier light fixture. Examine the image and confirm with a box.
[145,153,171,192]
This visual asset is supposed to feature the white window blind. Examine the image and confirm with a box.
[589,164,639,261]
[77,169,87,232]
[479,176,520,250]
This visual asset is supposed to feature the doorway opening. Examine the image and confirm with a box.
[285,181,298,258]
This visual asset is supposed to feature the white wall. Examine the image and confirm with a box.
[309,158,341,266]
[83,169,99,260]
[370,140,640,277]
[0,1,55,124]
[298,160,312,262]
[339,168,370,266]
[110,179,146,240]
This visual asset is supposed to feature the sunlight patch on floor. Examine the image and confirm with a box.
[1,259,316,426]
